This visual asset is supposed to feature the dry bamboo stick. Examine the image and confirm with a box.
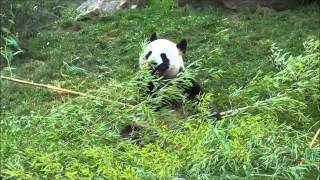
[219,106,250,117]
[309,128,320,148]
[1,76,87,96]
[1,75,251,117]
[1,75,134,108]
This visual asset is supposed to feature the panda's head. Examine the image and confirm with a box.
[139,33,187,79]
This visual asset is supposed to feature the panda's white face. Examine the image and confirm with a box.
[139,33,187,79]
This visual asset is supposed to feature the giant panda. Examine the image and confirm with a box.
[140,33,222,110]
[120,33,221,140]
[140,32,205,102]
[140,32,186,79]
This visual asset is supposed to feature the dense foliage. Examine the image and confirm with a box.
[1,1,319,179]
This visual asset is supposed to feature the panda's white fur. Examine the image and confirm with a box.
[140,39,185,79]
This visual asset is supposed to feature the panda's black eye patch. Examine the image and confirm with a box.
[145,51,152,59]
[160,53,169,63]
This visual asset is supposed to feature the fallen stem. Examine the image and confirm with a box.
[309,128,320,148]
[219,106,251,117]
[1,75,134,108]
[1,75,251,117]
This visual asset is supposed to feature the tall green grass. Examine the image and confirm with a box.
[2,38,319,180]
[0,28,23,76]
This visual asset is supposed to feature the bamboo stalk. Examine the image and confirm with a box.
[219,106,250,117]
[1,75,134,108]
[1,75,251,117]
[309,128,320,148]
[1,76,87,96]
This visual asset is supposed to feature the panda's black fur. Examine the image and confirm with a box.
[120,33,221,139]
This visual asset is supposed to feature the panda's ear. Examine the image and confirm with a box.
[149,32,157,43]
[177,39,187,54]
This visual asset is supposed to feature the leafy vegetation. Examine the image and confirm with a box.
[0,27,23,76]
[1,1,319,179]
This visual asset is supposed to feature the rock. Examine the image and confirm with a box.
[76,0,146,20]
[177,0,224,8]
[118,0,147,9]
[177,0,312,11]
[223,0,308,11]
